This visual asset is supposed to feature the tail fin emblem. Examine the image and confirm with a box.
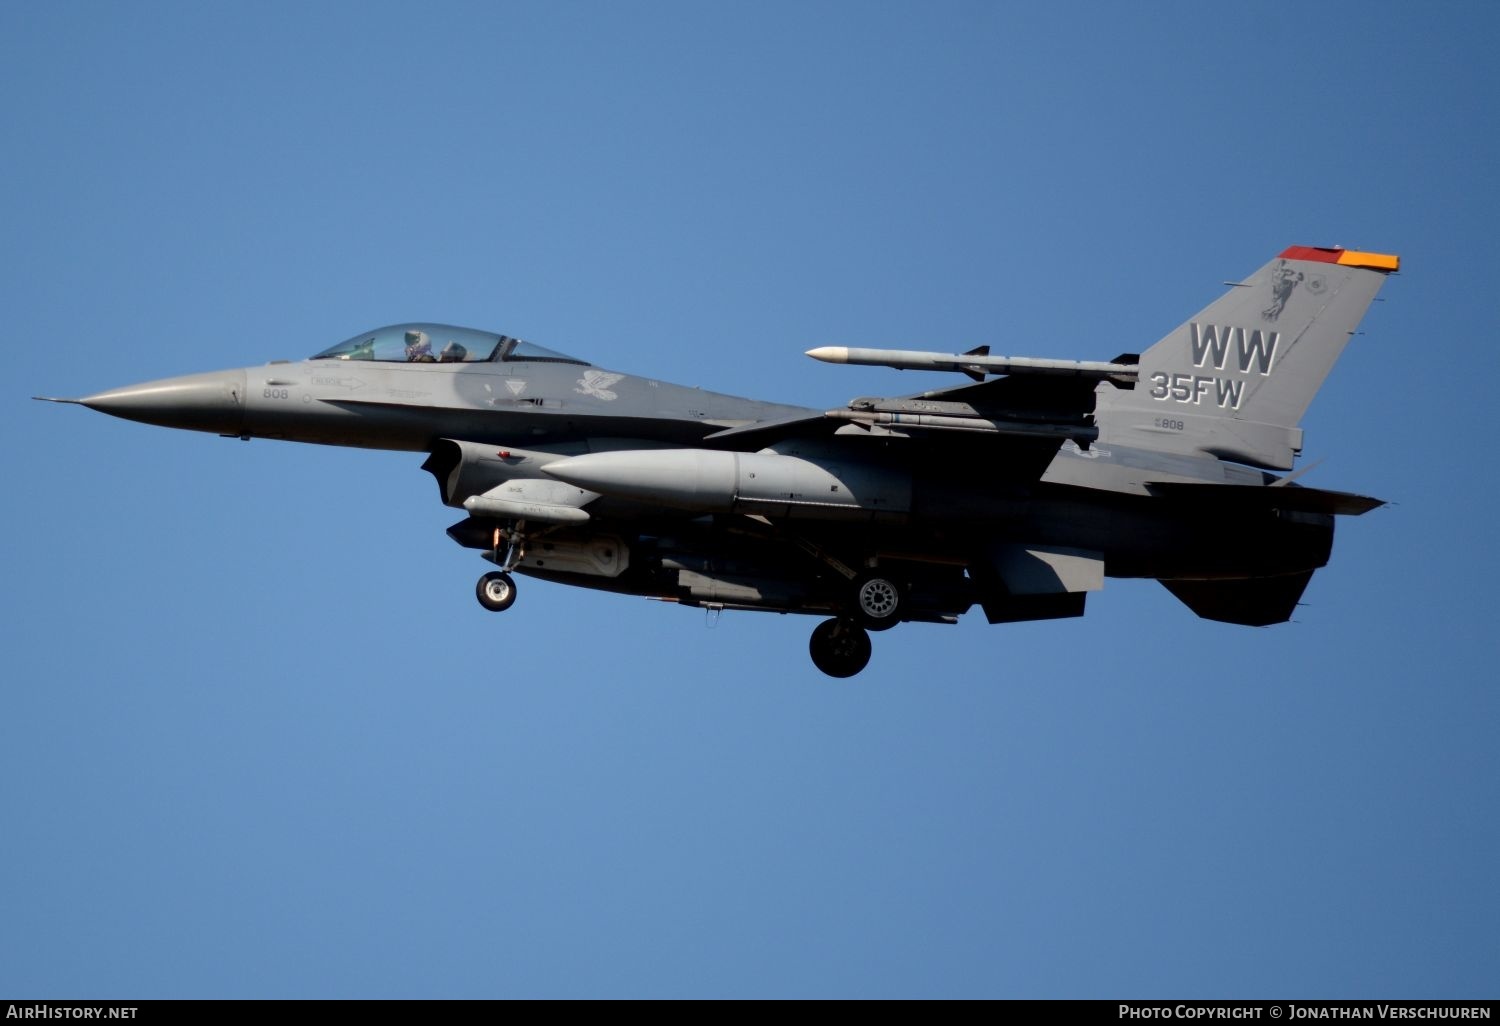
[1262,260,1301,321]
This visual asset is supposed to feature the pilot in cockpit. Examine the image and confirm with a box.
[438,340,468,363]
[405,330,435,362]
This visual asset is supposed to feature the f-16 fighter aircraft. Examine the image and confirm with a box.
[39,246,1397,677]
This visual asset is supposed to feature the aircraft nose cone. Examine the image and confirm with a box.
[79,368,247,435]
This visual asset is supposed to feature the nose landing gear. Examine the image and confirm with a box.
[476,570,517,612]
[475,520,525,613]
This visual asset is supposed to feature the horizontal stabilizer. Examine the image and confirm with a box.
[1160,571,1315,627]
[1145,481,1384,516]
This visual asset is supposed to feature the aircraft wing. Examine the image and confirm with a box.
[705,369,1103,457]
[886,371,1104,428]
[701,409,834,447]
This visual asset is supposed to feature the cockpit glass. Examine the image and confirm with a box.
[312,324,499,363]
[506,339,586,363]
[311,324,586,365]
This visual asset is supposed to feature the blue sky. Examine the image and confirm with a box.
[3,0,1497,998]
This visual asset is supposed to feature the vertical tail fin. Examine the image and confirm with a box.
[1096,246,1399,470]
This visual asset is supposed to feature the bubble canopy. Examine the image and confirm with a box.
[310,323,587,366]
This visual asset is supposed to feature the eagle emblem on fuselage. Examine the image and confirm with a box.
[575,370,625,401]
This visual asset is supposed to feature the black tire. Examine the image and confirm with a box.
[851,574,902,631]
[808,618,872,678]
[476,570,517,612]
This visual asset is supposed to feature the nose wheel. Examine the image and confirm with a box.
[809,618,872,678]
[476,570,517,612]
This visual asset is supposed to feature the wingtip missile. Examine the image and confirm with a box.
[805,345,1138,382]
[805,346,852,364]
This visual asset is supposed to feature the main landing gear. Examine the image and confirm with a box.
[804,572,905,677]
[851,573,902,631]
[808,618,872,678]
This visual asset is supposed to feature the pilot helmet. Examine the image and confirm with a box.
[404,330,431,358]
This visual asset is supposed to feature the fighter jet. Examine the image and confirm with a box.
[39,245,1397,677]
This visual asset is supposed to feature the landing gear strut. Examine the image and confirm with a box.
[475,520,526,612]
[809,618,872,678]
[476,570,517,612]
